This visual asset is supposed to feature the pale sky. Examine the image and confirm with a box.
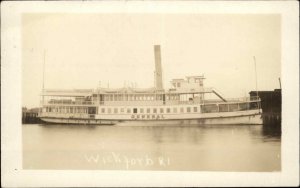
[22,14,281,108]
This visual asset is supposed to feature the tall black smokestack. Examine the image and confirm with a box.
[154,45,163,90]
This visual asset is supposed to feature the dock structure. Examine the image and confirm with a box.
[22,107,43,124]
[249,89,281,125]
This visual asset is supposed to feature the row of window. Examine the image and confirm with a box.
[201,102,259,113]
[95,94,180,101]
[45,106,88,113]
[172,80,204,88]
[44,106,199,114]
[100,106,199,114]
[99,102,258,114]
[44,102,259,114]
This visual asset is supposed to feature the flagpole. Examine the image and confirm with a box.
[253,56,261,113]
[253,56,258,98]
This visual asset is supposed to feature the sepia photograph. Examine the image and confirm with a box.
[22,13,281,171]
[2,1,299,187]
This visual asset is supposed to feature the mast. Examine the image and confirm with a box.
[253,56,261,112]
[41,50,46,113]
[278,77,281,89]
[43,50,46,92]
[253,56,258,98]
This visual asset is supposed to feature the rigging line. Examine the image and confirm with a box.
[43,50,46,91]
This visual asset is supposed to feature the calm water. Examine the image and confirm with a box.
[22,123,281,171]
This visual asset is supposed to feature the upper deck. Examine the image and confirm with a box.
[39,46,260,108]
[41,87,260,107]
[41,88,209,106]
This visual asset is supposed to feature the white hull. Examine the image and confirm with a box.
[40,112,262,126]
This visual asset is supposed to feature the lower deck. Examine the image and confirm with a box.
[39,101,262,125]
[40,101,260,117]
[40,113,262,125]
[39,108,262,125]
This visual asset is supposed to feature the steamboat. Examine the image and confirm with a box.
[38,45,262,125]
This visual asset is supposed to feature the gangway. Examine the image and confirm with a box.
[212,89,227,102]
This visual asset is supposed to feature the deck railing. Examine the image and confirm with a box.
[200,101,260,113]
[42,96,260,107]
[202,96,260,104]
[40,98,261,117]
[43,101,94,105]
[39,112,90,119]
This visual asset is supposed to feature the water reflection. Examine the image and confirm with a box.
[23,123,281,171]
